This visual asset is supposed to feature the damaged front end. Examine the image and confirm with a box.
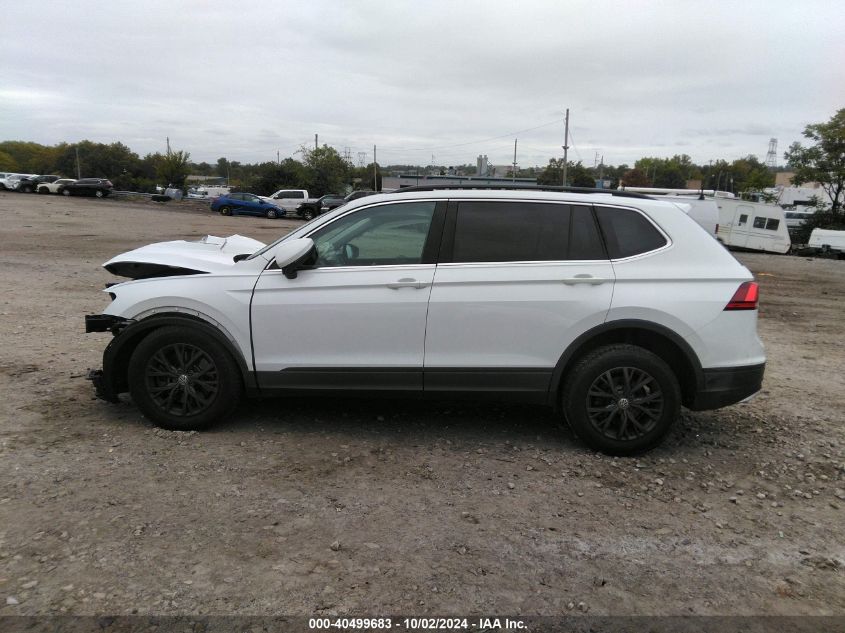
[85,315,136,402]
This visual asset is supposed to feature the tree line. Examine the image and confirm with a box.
[1,108,841,210]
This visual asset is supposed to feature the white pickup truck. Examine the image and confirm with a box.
[259,189,310,213]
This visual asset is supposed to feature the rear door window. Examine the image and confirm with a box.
[753,216,767,229]
[451,201,605,263]
[594,206,667,259]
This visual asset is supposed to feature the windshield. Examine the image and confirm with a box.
[246,203,351,260]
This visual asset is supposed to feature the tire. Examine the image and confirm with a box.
[95,189,104,198]
[61,188,71,196]
[219,205,232,216]
[21,185,33,194]
[302,209,315,221]
[127,326,243,431]
[561,344,680,456]
[266,208,278,219]
[38,186,49,194]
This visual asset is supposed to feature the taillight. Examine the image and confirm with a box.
[725,281,759,310]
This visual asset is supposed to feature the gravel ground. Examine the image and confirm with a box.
[0,191,843,617]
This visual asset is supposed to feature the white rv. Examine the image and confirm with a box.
[713,198,791,254]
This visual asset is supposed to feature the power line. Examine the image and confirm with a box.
[379,118,564,153]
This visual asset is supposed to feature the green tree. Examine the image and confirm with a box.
[0,150,18,171]
[303,145,352,195]
[568,161,595,187]
[620,168,650,187]
[154,149,191,187]
[785,108,845,214]
[536,158,564,185]
[351,163,382,191]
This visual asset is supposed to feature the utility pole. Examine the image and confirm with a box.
[277,150,280,165]
[75,146,81,179]
[315,134,318,150]
[373,144,378,191]
[512,139,518,182]
[562,108,570,187]
[166,136,171,155]
[599,155,604,184]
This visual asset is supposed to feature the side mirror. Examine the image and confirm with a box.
[269,238,316,279]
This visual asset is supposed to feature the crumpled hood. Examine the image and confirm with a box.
[103,234,266,279]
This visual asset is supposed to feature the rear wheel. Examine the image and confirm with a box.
[38,186,49,194]
[219,205,232,216]
[561,344,680,455]
[21,185,33,193]
[128,326,243,431]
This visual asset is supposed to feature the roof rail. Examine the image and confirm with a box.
[390,184,652,199]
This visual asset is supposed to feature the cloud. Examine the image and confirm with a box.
[1,0,843,166]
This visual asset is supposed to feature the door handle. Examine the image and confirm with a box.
[561,274,609,285]
[386,277,426,290]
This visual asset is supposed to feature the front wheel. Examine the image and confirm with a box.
[38,186,49,194]
[219,205,232,216]
[61,188,71,196]
[127,326,243,430]
[561,344,680,456]
[266,207,279,219]
[95,189,105,198]
[302,209,315,221]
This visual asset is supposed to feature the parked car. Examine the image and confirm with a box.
[0,173,37,190]
[259,189,310,213]
[39,178,77,194]
[85,185,765,455]
[296,194,346,220]
[210,192,285,219]
[58,178,114,198]
[345,190,378,203]
[14,175,61,193]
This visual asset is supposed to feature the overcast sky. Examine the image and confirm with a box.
[2,0,844,169]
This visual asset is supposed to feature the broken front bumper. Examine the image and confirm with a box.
[85,314,135,402]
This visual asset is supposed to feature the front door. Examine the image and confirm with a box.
[251,200,444,391]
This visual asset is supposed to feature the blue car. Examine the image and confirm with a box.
[210,193,285,219]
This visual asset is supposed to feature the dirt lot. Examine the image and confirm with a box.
[0,191,843,618]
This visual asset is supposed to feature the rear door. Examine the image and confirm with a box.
[424,199,614,397]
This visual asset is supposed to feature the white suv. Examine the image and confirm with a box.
[86,187,765,454]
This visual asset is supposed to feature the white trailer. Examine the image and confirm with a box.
[713,198,791,254]
[808,228,845,251]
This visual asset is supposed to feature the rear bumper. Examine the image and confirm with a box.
[688,363,765,410]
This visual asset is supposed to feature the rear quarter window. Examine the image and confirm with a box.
[595,206,667,259]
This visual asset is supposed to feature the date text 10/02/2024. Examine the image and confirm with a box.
[308,617,527,630]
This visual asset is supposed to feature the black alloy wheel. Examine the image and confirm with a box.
[561,344,680,455]
[128,326,243,430]
[144,343,219,418]
[585,366,663,441]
